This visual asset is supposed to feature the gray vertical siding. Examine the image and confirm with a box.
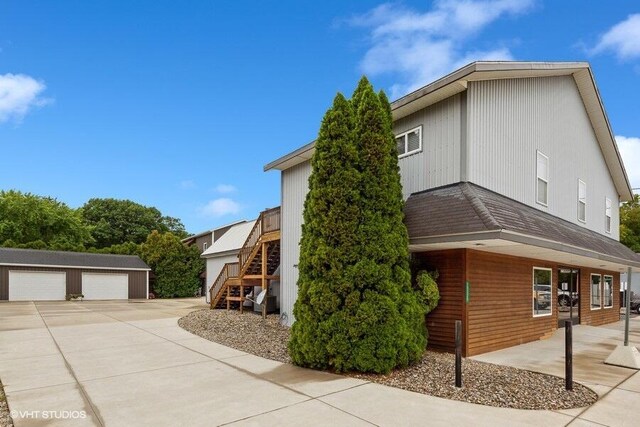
[280,161,312,325]
[467,76,620,239]
[394,94,462,198]
[0,265,148,300]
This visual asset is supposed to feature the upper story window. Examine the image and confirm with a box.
[203,242,208,251]
[536,151,549,206]
[605,198,612,233]
[577,180,586,223]
[396,126,422,158]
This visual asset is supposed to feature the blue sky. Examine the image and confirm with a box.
[1,0,639,234]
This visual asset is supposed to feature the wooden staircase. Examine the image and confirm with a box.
[209,207,281,315]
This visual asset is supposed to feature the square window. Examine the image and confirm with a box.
[396,126,422,158]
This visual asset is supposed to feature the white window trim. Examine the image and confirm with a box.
[577,179,586,223]
[603,275,614,309]
[605,198,612,234]
[203,242,208,251]
[532,267,553,318]
[590,273,602,311]
[536,151,549,207]
[396,126,422,159]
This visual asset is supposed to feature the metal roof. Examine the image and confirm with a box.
[0,248,150,270]
[263,61,632,201]
[404,182,640,268]
[201,220,256,258]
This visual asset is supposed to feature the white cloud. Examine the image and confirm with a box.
[200,198,241,217]
[591,14,640,60]
[180,180,195,189]
[616,136,640,188]
[349,0,535,98]
[0,73,51,123]
[215,184,237,194]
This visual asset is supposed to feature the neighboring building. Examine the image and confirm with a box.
[183,221,246,253]
[202,220,253,303]
[0,248,150,301]
[184,221,247,296]
[206,208,281,315]
[263,61,640,356]
[182,229,214,253]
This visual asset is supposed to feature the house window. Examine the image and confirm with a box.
[603,275,613,308]
[605,198,612,233]
[396,126,422,158]
[536,151,549,206]
[533,267,552,317]
[578,180,586,223]
[591,274,602,310]
[203,242,208,251]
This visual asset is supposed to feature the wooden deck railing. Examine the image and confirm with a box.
[238,207,281,271]
[209,262,239,306]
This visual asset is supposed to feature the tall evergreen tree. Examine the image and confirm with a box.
[289,93,361,369]
[289,78,427,373]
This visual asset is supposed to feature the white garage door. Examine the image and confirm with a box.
[82,273,129,300]
[9,271,67,301]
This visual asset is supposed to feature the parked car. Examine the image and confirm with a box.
[631,299,640,314]
[534,285,552,309]
[558,290,579,307]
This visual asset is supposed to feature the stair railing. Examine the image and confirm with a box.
[210,262,239,307]
[238,206,281,272]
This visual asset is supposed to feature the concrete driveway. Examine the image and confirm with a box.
[0,299,638,427]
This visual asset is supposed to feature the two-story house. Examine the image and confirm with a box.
[263,61,640,356]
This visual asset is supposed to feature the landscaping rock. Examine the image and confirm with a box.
[179,309,598,410]
[0,379,13,427]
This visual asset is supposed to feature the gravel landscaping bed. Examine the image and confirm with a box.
[0,379,13,427]
[179,309,597,410]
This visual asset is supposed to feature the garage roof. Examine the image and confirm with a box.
[0,248,150,271]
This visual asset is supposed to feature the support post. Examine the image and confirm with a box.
[226,286,230,311]
[455,320,462,388]
[625,267,631,347]
[261,242,267,319]
[240,282,244,314]
[565,320,573,391]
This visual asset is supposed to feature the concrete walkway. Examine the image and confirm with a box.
[0,299,637,426]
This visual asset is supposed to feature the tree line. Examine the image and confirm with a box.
[0,190,203,298]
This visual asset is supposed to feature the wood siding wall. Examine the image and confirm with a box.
[416,249,621,356]
[414,249,466,353]
[464,250,620,356]
[0,266,147,300]
[578,267,620,326]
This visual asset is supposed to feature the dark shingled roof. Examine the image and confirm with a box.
[0,248,150,270]
[405,182,640,266]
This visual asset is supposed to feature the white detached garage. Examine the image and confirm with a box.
[0,248,150,301]
[8,271,67,301]
[82,273,129,300]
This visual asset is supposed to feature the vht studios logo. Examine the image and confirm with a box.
[11,410,87,419]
